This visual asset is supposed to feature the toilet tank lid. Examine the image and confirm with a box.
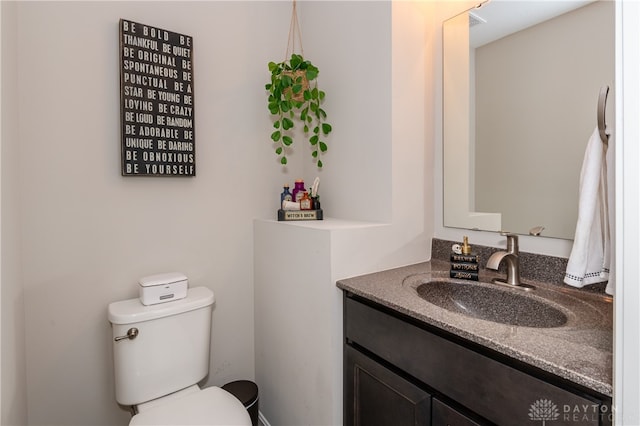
[139,272,188,288]
[108,286,214,325]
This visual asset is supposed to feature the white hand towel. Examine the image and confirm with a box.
[564,127,610,288]
[605,131,615,295]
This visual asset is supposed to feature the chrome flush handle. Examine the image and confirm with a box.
[114,328,139,342]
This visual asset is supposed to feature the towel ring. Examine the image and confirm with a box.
[597,86,610,146]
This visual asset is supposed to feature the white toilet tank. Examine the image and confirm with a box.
[108,286,215,406]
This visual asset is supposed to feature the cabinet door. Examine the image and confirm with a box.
[345,345,431,426]
[432,398,484,426]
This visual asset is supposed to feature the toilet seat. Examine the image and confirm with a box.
[129,386,252,426]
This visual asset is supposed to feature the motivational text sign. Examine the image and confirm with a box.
[120,19,195,176]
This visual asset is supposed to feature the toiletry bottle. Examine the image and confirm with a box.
[450,236,479,280]
[292,179,306,202]
[450,239,478,263]
[455,236,479,263]
[280,185,293,208]
[300,192,312,210]
[311,195,320,210]
[462,236,472,255]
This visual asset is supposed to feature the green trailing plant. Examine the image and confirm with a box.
[266,53,332,168]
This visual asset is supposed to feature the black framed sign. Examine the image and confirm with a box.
[120,19,195,176]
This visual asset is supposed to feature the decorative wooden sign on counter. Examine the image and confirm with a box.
[277,209,323,221]
[120,19,195,176]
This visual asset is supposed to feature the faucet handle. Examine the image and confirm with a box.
[500,232,519,253]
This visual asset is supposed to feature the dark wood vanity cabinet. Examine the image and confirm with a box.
[345,345,431,426]
[343,293,612,426]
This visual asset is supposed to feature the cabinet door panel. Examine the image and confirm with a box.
[346,345,431,426]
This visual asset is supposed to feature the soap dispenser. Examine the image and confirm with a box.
[462,236,472,255]
[450,236,479,280]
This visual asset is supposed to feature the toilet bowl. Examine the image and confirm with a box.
[108,286,251,426]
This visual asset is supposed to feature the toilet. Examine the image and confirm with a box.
[108,286,252,425]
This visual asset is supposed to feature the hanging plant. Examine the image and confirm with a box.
[265,1,332,168]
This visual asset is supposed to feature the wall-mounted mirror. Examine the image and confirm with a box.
[443,0,614,239]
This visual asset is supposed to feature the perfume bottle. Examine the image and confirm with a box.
[280,185,292,208]
[300,192,312,210]
[291,179,306,202]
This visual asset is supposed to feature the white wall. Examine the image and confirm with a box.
[1,1,28,425]
[7,1,296,424]
[2,1,432,425]
[614,1,640,423]
[297,1,393,223]
[254,3,432,424]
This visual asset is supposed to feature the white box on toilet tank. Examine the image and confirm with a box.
[139,272,188,305]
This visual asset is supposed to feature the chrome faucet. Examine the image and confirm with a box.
[486,233,534,291]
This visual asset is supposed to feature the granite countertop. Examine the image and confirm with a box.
[336,260,613,397]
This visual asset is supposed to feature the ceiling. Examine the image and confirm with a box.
[469,0,595,47]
